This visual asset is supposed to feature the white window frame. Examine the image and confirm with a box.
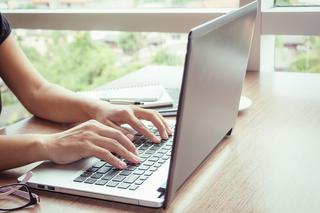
[260,0,320,72]
[3,0,320,72]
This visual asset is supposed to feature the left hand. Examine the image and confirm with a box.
[91,101,173,143]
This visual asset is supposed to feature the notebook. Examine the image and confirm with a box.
[79,84,173,108]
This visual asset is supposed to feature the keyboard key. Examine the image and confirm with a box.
[163,156,170,160]
[86,167,98,173]
[138,165,150,171]
[91,173,103,179]
[163,146,171,150]
[145,150,156,155]
[129,185,139,191]
[141,153,152,158]
[102,169,119,180]
[106,181,119,187]
[113,175,126,182]
[118,182,130,189]
[154,163,162,168]
[95,179,108,186]
[93,161,106,168]
[144,171,153,176]
[138,149,146,155]
[74,176,86,182]
[150,146,159,151]
[158,149,168,154]
[148,157,159,162]
[124,175,140,184]
[97,166,112,174]
[149,167,157,172]
[127,165,138,171]
[140,176,148,181]
[153,153,164,158]
[84,178,96,184]
[140,157,148,162]
[80,172,92,177]
[133,170,145,175]
[158,159,166,164]
[134,180,144,185]
[120,170,132,176]
[144,161,155,166]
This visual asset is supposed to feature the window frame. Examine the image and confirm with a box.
[3,0,319,72]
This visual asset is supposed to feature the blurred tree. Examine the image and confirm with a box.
[118,32,145,55]
[152,48,183,66]
[21,32,119,91]
[290,37,320,73]
[275,0,292,6]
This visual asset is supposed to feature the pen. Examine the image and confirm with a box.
[100,98,144,105]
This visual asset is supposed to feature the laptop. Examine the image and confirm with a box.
[18,2,257,208]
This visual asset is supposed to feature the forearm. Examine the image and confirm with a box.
[26,82,99,123]
[0,35,100,124]
[0,134,47,171]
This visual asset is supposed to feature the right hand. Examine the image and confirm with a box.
[42,119,140,169]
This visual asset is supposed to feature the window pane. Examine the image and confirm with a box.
[275,35,320,73]
[1,0,239,9]
[275,0,320,7]
[0,29,187,126]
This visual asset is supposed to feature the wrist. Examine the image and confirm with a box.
[24,134,50,162]
[81,97,106,120]
[77,95,98,119]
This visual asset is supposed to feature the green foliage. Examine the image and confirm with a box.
[289,37,320,73]
[152,48,183,66]
[275,0,292,6]
[21,32,120,91]
[118,33,145,54]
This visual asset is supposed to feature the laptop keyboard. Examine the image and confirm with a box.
[73,124,174,191]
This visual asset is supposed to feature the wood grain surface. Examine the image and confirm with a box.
[1,70,320,213]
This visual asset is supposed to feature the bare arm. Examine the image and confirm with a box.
[0,134,46,171]
[0,34,172,171]
[0,35,94,123]
[0,35,171,140]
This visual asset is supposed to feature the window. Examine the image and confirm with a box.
[260,0,320,73]
[275,35,320,72]
[275,0,320,7]
[0,29,187,126]
[1,0,239,10]
[1,0,240,126]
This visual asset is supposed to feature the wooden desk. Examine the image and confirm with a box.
[1,68,320,213]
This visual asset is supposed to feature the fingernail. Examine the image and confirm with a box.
[154,136,161,143]
[132,155,141,163]
[118,161,127,169]
[164,131,169,139]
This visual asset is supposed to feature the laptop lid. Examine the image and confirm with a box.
[164,1,257,207]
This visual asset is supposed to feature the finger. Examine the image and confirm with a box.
[94,136,140,164]
[104,120,130,135]
[155,112,173,135]
[94,123,139,156]
[88,144,127,169]
[138,109,168,140]
[127,113,160,143]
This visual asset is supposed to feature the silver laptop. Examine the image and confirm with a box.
[18,2,257,208]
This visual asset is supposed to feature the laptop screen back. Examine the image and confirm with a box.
[164,2,257,207]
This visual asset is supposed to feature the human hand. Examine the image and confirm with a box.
[42,120,140,169]
[91,102,173,143]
